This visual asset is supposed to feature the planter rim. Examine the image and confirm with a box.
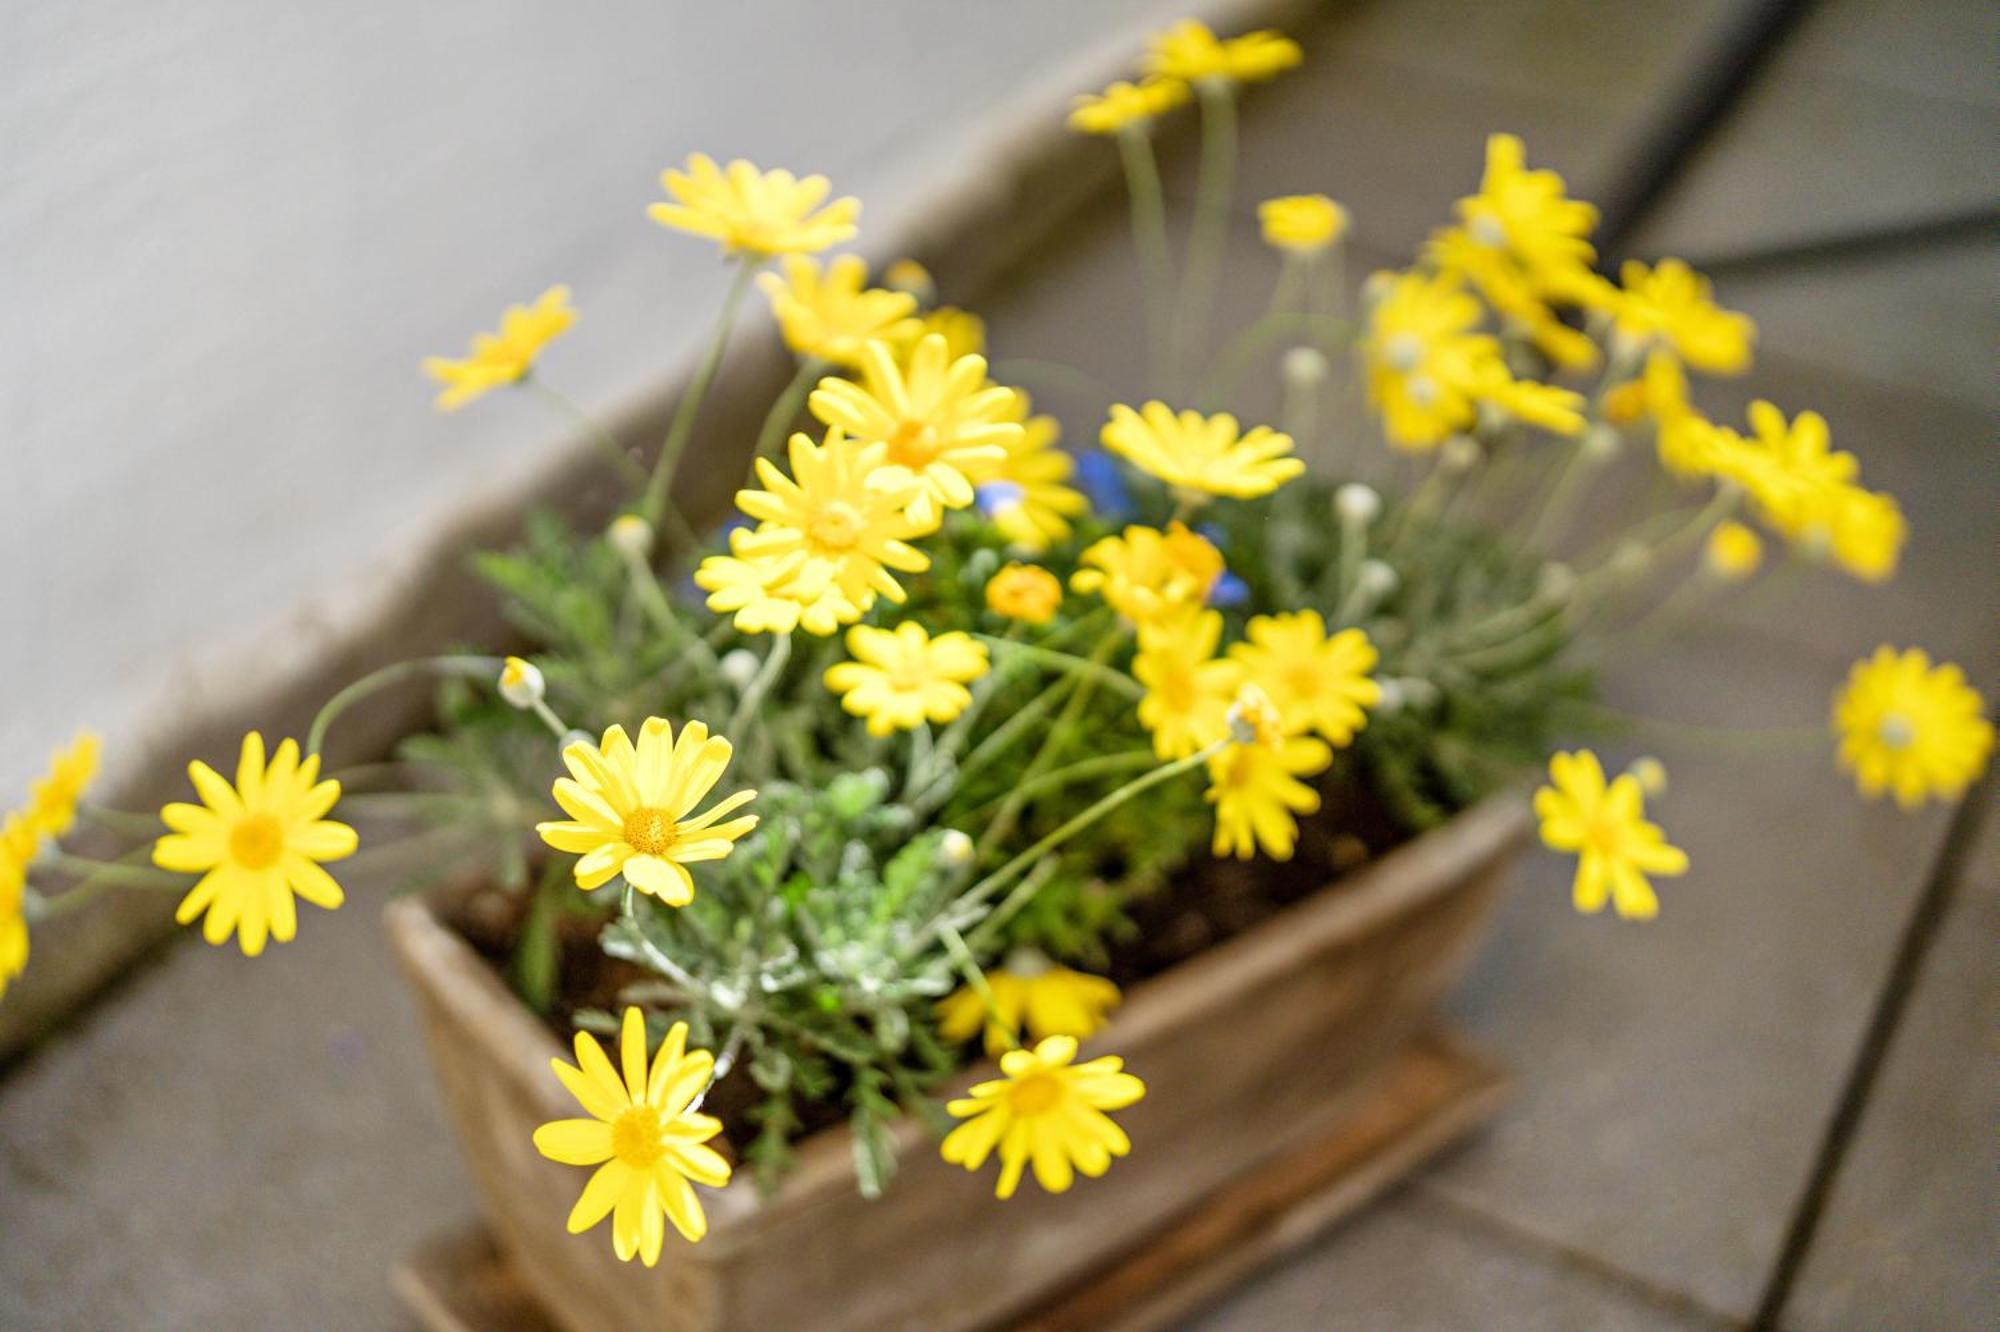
[385,791,1530,1254]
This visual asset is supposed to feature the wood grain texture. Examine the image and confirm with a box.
[386,796,1530,1332]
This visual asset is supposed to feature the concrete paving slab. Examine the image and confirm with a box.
[1193,1185,1718,1332]
[1786,790,2000,1331]
[1432,622,1958,1319]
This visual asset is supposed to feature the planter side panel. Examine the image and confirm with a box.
[717,848,1513,1332]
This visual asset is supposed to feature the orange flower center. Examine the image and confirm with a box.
[228,814,285,870]
[611,1105,668,1168]
[622,807,679,857]
[1007,1072,1064,1118]
[886,419,940,469]
[807,500,867,551]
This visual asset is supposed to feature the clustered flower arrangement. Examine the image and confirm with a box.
[4,17,1990,1274]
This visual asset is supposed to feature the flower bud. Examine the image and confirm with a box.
[883,258,936,304]
[1536,562,1577,601]
[1441,434,1483,473]
[608,514,654,560]
[1703,521,1763,581]
[1628,756,1667,796]
[498,657,545,709]
[1610,539,1651,578]
[1580,423,1622,462]
[939,829,973,868]
[1282,345,1329,387]
[719,649,760,691]
[1357,559,1399,600]
[1374,679,1405,715]
[1335,483,1381,527]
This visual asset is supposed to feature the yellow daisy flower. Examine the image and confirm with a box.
[1230,612,1380,746]
[706,428,933,635]
[1,814,37,999]
[1101,402,1303,501]
[153,733,357,956]
[808,335,1022,525]
[533,1008,732,1262]
[757,254,918,368]
[1726,401,1904,581]
[26,729,99,839]
[1071,522,1224,629]
[1363,268,1583,449]
[1533,750,1688,921]
[1069,78,1190,134]
[985,563,1064,626]
[647,154,858,257]
[1611,258,1755,375]
[940,1034,1146,1199]
[976,400,1090,553]
[1834,647,1993,809]
[537,719,757,904]
[936,959,1123,1057]
[890,306,987,363]
[1445,134,1604,307]
[1703,521,1763,580]
[823,622,990,737]
[1206,685,1332,861]
[1133,610,1243,760]
[1258,194,1349,255]
[882,258,936,303]
[422,285,576,411]
[1429,226,1601,371]
[1144,19,1301,84]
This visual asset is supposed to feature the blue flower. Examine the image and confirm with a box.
[1208,571,1250,608]
[1072,448,1133,521]
[976,481,1027,516]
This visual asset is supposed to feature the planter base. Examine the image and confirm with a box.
[394,1026,1506,1332]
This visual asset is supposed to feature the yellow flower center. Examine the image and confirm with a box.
[622,807,680,857]
[886,419,941,469]
[610,1104,668,1168]
[1157,667,1197,712]
[807,500,867,551]
[1583,813,1626,856]
[1007,1072,1065,1118]
[1877,713,1915,751]
[228,814,285,870]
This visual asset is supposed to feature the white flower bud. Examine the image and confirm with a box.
[1628,756,1667,796]
[498,656,545,709]
[719,648,760,691]
[1282,345,1329,387]
[1536,562,1577,601]
[1360,270,1397,311]
[1357,559,1399,599]
[607,514,654,559]
[1580,423,1622,462]
[1610,539,1651,578]
[1335,483,1381,527]
[939,829,973,868]
[1374,679,1405,714]
[1441,435,1482,473]
[1395,676,1440,710]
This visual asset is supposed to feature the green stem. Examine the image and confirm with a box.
[1525,443,1600,552]
[642,260,761,530]
[949,676,1071,792]
[959,749,1156,823]
[975,624,1127,859]
[751,356,823,477]
[521,375,647,489]
[1199,312,1353,409]
[727,633,791,736]
[1116,124,1175,390]
[938,738,1224,955]
[975,636,1144,700]
[1173,79,1238,392]
[31,851,189,920]
[307,657,501,756]
[937,921,1018,1049]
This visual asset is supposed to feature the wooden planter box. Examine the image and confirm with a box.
[386,795,1529,1332]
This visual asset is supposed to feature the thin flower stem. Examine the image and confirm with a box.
[520,375,647,489]
[1198,312,1353,409]
[937,920,1019,1049]
[31,851,188,920]
[306,657,501,757]
[958,749,1157,823]
[80,803,168,836]
[937,738,1225,956]
[1116,125,1175,388]
[642,259,761,530]
[974,636,1144,700]
[949,677,1070,792]
[727,633,792,736]
[975,623,1127,859]
[1174,79,1238,392]
[619,882,706,994]
[1524,444,1601,552]
[750,356,823,477]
